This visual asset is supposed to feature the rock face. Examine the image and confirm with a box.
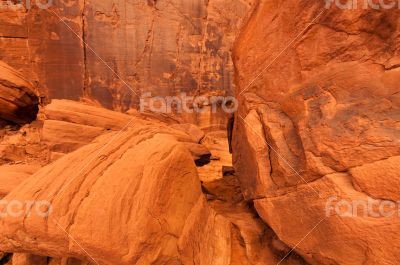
[0,62,39,126]
[233,1,400,264]
[0,4,85,100]
[0,0,253,112]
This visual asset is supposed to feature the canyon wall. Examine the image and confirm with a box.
[1,0,400,264]
[233,1,400,264]
[0,0,253,111]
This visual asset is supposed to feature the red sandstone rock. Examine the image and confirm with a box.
[0,100,305,264]
[233,1,400,264]
[0,62,39,126]
[41,100,211,165]
[2,0,399,264]
[12,253,47,265]
[0,164,40,198]
[197,130,233,182]
[0,0,254,114]
[0,118,227,264]
[40,99,132,154]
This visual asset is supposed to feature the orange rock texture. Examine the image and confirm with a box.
[0,62,39,126]
[0,100,305,264]
[0,0,253,110]
[0,116,221,264]
[233,1,400,264]
[0,0,399,264]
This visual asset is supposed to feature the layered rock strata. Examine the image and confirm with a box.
[0,62,39,126]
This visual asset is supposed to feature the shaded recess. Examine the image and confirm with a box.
[0,62,39,127]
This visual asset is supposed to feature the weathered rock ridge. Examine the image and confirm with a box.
[0,62,39,127]
[233,1,400,264]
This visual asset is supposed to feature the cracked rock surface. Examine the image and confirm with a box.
[0,0,254,112]
[233,1,400,264]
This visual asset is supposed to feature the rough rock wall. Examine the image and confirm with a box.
[0,2,85,100]
[0,7,33,78]
[233,1,400,264]
[0,0,253,111]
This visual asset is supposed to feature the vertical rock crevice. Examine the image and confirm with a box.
[82,0,89,98]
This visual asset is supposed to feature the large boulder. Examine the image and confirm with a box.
[0,61,39,126]
[233,1,400,264]
[40,100,211,165]
[0,117,231,264]
[40,99,133,154]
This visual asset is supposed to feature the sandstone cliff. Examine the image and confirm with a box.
[1,0,399,264]
[233,1,400,264]
[0,0,253,111]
